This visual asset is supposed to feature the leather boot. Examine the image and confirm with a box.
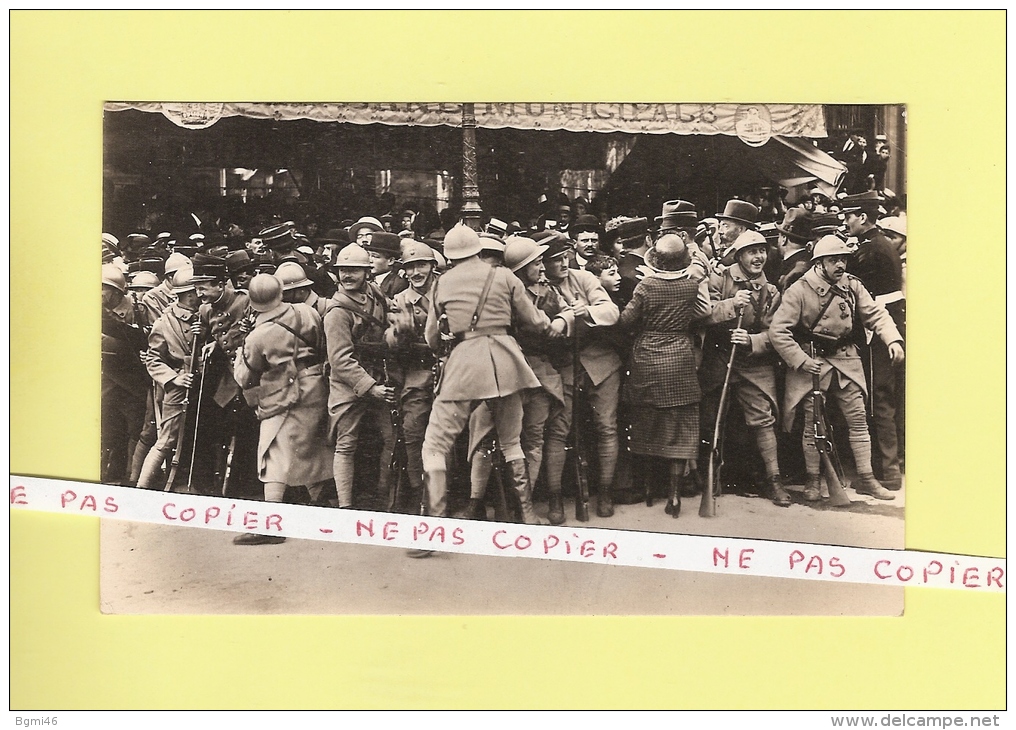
[596,483,614,518]
[507,459,548,525]
[803,474,822,502]
[767,475,792,507]
[454,498,486,520]
[547,491,565,525]
[854,473,895,501]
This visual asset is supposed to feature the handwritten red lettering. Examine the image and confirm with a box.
[963,567,980,588]
[356,519,374,538]
[104,496,118,513]
[382,521,399,541]
[805,555,823,574]
[874,560,892,579]
[579,540,595,558]
[896,565,914,582]
[179,507,196,522]
[543,535,559,554]
[514,534,531,550]
[739,549,754,569]
[829,557,845,578]
[60,490,77,508]
[923,560,943,583]
[986,567,1004,588]
[713,547,730,568]
[265,514,282,532]
[162,503,177,520]
[413,522,429,540]
[789,550,805,570]
[9,486,27,505]
[603,543,618,559]
[205,506,221,524]
[452,527,465,546]
[492,530,511,550]
[81,494,97,512]
[429,526,446,544]
[243,511,258,529]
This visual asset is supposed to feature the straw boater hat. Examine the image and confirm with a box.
[347,216,384,240]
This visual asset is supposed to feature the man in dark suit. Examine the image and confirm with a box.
[364,231,409,300]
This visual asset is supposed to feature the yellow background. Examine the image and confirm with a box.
[10,10,1005,709]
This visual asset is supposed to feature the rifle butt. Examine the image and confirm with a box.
[821,451,853,507]
[700,453,718,517]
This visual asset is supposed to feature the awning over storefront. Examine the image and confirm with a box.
[104,101,828,138]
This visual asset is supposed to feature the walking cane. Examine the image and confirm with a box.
[185,344,211,494]
[700,308,743,517]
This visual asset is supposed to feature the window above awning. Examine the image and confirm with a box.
[103,102,828,138]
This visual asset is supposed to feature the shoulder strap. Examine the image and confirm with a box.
[469,265,498,332]
[324,292,389,331]
[807,286,848,333]
[270,315,316,350]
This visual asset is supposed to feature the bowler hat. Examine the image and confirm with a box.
[315,228,351,248]
[775,208,813,243]
[363,231,403,258]
[715,199,759,228]
[570,214,602,237]
[655,200,699,230]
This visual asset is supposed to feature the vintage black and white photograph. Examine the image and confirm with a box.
[99,101,908,615]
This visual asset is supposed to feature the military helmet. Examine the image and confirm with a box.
[332,243,373,269]
[721,229,769,266]
[443,223,483,261]
[127,271,160,291]
[101,263,127,294]
[401,241,437,266]
[170,265,196,294]
[811,234,856,261]
[164,251,191,278]
[504,236,549,273]
[275,261,313,291]
[248,273,284,312]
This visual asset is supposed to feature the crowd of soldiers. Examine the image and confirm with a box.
[100,187,907,553]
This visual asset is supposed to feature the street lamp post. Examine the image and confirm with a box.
[460,103,483,231]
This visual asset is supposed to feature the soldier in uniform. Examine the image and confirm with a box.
[277,261,328,318]
[416,225,567,553]
[191,253,260,498]
[324,243,398,510]
[140,250,189,326]
[541,232,622,521]
[769,235,904,501]
[101,264,150,484]
[774,207,814,293]
[841,191,906,491]
[232,274,333,545]
[135,266,202,490]
[701,230,791,506]
[384,241,440,515]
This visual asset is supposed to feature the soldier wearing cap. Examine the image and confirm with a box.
[841,191,906,491]
[141,250,190,326]
[277,261,328,319]
[102,264,149,484]
[324,243,398,510]
[225,250,256,293]
[135,266,204,490]
[774,208,815,293]
[477,232,506,267]
[701,229,790,506]
[569,214,602,270]
[364,230,409,300]
[231,274,333,545]
[384,241,441,514]
[714,199,760,262]
[770,235,904,501]
[541,230,622,521]
[414,225,567,552]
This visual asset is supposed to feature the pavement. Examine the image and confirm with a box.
[100,479,904,616]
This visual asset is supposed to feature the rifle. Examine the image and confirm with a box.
[184,342,212,494]
[383,360,409,512]
[164,324,203,492]
[220,433,237,498]
[700,309,743,517]
[809,342,853,507]
[572,318,591,522]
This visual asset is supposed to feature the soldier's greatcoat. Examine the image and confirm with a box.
[769,267,903,431]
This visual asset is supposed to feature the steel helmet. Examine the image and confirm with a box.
[504,236,548,273]
[248,273,284,313]
[332,243,373,269]
[164,251,191,278]
[101,263,127,294]
[811,234,856,261]
[720,229,769,266]
[170,265,196,294]
[127,271,160,291]
[877,216,907,238]
[401,241,437,265]
[443,223,483,261]
[275,261,313,291]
